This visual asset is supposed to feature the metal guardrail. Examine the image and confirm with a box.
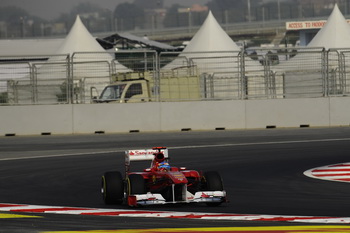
[0,48,350,105]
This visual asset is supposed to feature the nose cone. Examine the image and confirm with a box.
[168,172,188,184]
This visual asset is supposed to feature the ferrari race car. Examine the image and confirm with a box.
[101,147,227,207]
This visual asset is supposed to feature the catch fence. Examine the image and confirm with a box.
[0,48,350,105]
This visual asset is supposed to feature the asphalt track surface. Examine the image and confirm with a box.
[1,127,350,232]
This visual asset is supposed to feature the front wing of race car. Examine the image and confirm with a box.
[127,191,227,206]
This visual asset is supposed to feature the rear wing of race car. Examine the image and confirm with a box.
[125,147,168,174]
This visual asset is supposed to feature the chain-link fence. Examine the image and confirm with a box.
[2,48,350,105]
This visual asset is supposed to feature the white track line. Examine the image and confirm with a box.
[2,137,350,161]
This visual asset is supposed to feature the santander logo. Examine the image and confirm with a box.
[129,150,157,156]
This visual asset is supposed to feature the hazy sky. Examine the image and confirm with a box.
[0,0,210,20]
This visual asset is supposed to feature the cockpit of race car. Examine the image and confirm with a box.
[101,147,227,207]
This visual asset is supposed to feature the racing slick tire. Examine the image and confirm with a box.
[203,171,224,191]
[102,171,124,205]
[127,174,146,195]
[203,171,224,206]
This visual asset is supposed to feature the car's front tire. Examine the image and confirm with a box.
[203,171,224,191]
[202,171,224,206]
[102,171,124,205]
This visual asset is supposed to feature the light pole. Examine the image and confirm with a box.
[188,8,192,33]
[247,0,251,22]
[262,6,265,25]
[20,17,25,38]
[177,8,192,32]
[277,0,281,20]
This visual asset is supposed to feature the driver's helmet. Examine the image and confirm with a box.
[158,161,170,171]
[154,152,165,162]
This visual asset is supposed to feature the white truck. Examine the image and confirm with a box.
[91,69,201,103]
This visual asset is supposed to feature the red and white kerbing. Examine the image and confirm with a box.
[0,203,350,224]
[304,162,350,183]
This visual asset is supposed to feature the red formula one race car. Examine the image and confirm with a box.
[101,147,227,207]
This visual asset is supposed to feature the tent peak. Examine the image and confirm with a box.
[307,3,350,49]
[55,13,106,54]
[183,9,240,52]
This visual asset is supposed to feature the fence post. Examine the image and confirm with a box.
[68,54,73,104]
[155,51,160,102]
[322,48,328,97]
[32,64,38,103]
[338,50,345,94]
[239,51,246,100]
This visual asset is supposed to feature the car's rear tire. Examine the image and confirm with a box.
[127,174,146,195]
[203,171,224,206]
[102,171,124,205]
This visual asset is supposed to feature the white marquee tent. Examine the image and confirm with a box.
[163,11,263,99]
[56,16,111,55]
[47,15,128,76]
[164,11,241,74]
[307,4,350,49]
[4,15,128,104]
[183,11,241,52]
[274,4,350,98]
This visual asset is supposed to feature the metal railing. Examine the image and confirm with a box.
[1,48,350,105]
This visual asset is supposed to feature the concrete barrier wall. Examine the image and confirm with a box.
[0,105,73,135]
[72,103,162,134]
[330,98,350,126]
[245,98,331,129]
[159,101,246,131]
[0,97,349,136]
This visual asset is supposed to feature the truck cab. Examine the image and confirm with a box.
[92,78,152,103]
